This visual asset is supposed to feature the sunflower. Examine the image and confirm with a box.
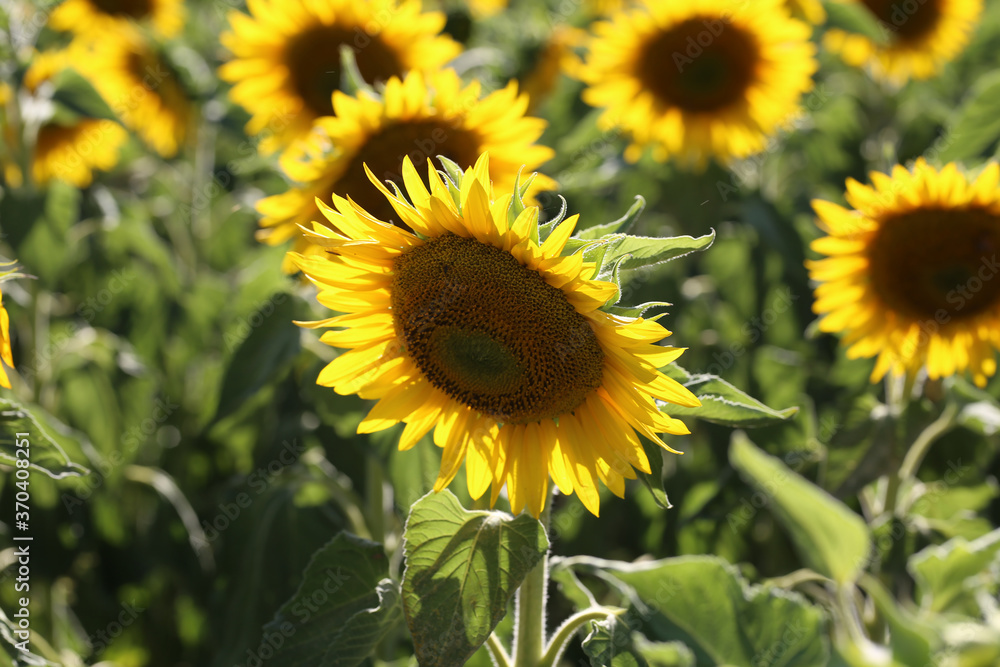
[522,25,587,112]
[48,0,185,38]
[823,0,982,81]
[33,120,128,187]
[0,286,13,389]
[808,160,1000,387]
[579,0,817,168]
[219,0,461,156]
[292,154,700,517]
[73,27,190,157]
[257,69,555,271]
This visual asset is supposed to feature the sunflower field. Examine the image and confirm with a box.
[3,0,1000,665]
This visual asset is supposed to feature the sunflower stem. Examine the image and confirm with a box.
[538,607,622,667]
[898,402,959,484]
[486,632,513,667]
[513,494,552,667]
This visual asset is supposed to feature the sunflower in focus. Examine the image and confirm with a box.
[579,0,817,168]
[33,120,128,187]
[808,160,1000,387]
[257,69,554,271]
[74,27,190,157]
[219,0,461,156]
[824,0,982,82]
[48,0,185,38]
[293,154,700,517]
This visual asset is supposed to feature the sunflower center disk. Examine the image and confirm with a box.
[337,121,481,228]
[639,17,758,113]
[391,235,605,424]
[869,207,1000,321]
[93,0,152,19]
[861,0,942,42]
[284,26,403,117]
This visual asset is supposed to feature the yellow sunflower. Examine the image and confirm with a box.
[219,0,461,156]
[73,27,190,158]
[523,25,587,112]
[257,69,555,271]
[579,0,817,168]
[824,0,982,82]
[48,0,185,38]
[292,154,700,517]
[787,0,826,24]
[33,120,128,187]
[808,160,1000,387]
[0,286,13,389]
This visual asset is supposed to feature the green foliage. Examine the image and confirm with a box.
[401,490,548,667]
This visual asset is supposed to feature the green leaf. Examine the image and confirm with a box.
[261,532,401,667]
[568,232,715,275]
[857,574,935,666]
[50,67,118,122]
[401,489,548,667]
[213,294,299,421]
[604,301,673,320]
[908,528,1000,614]
[729,433,871,585]
[593,555,828,667]
[581,615,647,667]
[0,398,89,478]
[573,196,646,241]
[551,562,597,611]
[660,364,798,427]
[937,70,1000,162]
[824,0,890,45]
[635,638,696,667]
[636,437,671,510]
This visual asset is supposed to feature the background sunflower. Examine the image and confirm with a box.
[219,0,461,155]
[578,0,818,167]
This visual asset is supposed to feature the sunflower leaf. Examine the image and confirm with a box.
[574,196,646,241]
[574,555,828,667]
[936,70,1000,162]
[604,302,673,320]
[729,433,871,585]
[402,489,548,667]
[570,231,715,275]
[260,532,402,667]
[49,67,118,122]
[660,364,798,427]
[824,1,891,46]
[0,398,90,479]
[908,528,1000,614]
[857,574,936,665]
[582,616,696,667]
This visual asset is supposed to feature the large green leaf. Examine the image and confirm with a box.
[582,615,695,667]
[661,364,798,427]
[591,555,828,667]
[213,294,300,421]
[729,433,871,585]
[0,398,89,478]
[401,490,548,667]
[937,70,1000,162]
[908,528,1000,614]
[261,532,401,667]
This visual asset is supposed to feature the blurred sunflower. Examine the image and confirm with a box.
[808,160,1000,387]
[824,0,982,81]
[75,27,190,157]
[219,0,461,155]
[523,25,587,112]
[292,154,699,517]
[579,0,816,168]
[464,0,507,17]
[787,0,826,24]
[33,120,128,187]
[0,285,14,389]
[48,0,185,38]
[257,69,554,271]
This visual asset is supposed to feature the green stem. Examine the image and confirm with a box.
[539,608,621,667]
[513,496,552,667]
[898,403,959,482]
[366,455,385,545]
[486,632,513,667]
